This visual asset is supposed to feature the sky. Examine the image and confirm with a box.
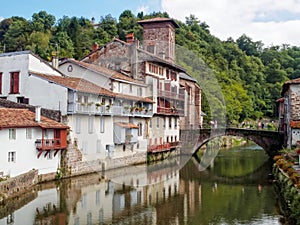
[1,0,300,47]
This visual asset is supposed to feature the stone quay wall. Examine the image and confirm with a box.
[0,169,38,204]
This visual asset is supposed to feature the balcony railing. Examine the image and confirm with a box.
[147,143,170,153]
[148,141,181,153]
[35,138,67,151]
[157,106,184,116]
[158,90,184,101]
[69,103,153,117]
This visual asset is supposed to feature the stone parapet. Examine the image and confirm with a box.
[0,169,38,204]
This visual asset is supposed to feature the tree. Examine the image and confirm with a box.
[3,17,31,52]
[31,11,55,32]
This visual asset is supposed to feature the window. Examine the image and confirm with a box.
[76,117,81,134]
[97,140,101,153]
[9,129,16,140]
[26,128,32,139]
[169,117,172,129]
[88,116,94,134]
[0,72,2,94]
[100,117,105,133]
[8,151,16,163]
[129,84,133,93]
[138,123,142,136]
[84,96,88,104]
[137,87,142,96]
[175,118,177,129]
[96,190,100,204]
[156,117,159,128]
[10,72,20,94]
[149,118,152,128]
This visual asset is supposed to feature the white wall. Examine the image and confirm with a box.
[68,114,114,160]
[0,52,68,114]
[0,127,60,177]
[26,75,68,114]
[59,63,111,89]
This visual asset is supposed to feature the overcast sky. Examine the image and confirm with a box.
[1,0,300,47]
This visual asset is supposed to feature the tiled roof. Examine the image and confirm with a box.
[137,17,179,28]
[114,122,139,129]
[61,59,144,85]
[282,78,300,95]
[115,93,154,103]
[30,71,115,97]
[0,108,68,129]
[290,120,300,129]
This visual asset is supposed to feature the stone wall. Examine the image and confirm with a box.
[61,143,147,178]
[0,169,38,203]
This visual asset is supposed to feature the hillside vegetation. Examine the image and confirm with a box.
[1,10,299,123]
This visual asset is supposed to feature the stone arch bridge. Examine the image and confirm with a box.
[180,128,285,157]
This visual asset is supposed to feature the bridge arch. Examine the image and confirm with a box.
[180,128,284,157]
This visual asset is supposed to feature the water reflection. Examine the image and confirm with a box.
[0,144,281,225]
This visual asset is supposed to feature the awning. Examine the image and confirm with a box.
[114,122,139,129]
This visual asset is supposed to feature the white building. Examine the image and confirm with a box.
[0,108,68,177]
[59,59,154,154]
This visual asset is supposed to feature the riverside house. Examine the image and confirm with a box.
[80,18,202,155]
[280,77,300,148]
[0,108,68,177]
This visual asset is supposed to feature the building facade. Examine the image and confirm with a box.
[280,78,300,148]
[0,108,68,177]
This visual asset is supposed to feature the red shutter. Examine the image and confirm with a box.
[10,72,19,94]
[13,72,19,93]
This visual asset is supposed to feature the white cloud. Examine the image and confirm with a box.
[0,16,3,22]
[161,0,300,46]
[136,5,149,15]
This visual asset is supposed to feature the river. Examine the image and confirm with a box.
[0,143,282,225]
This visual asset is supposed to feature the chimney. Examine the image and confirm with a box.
[126,33,135,44]
[92,42,99,51]
[35,106,41,122]
[52,56,58,69]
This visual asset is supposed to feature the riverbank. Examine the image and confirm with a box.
[273,155,300,225]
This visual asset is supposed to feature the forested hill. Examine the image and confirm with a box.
[1,10,299,123]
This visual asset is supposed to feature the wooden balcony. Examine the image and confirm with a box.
[148,141,181,153]
[158,90,184,101]
[147,143,170,153]
[35,138,67,150]
[35,138,68,158]
[157,106,184,116]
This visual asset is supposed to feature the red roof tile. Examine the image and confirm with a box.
[115,93,154,103]
[114,122,138,129]
[30,71,115,97]
[137,17,179,28]
[62,59,144,85]
[290,120,300,129]
[0,108,68,129]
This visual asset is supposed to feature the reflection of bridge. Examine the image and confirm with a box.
[181,128,284,157]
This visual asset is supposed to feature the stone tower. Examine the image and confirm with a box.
[138,18,179,63]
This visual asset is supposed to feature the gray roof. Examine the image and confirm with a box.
[179,72,197,82]
[0,50,31,57]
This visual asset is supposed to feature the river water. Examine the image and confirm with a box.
[0,143,282,225]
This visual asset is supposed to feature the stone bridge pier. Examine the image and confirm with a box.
[180,128,285,157]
